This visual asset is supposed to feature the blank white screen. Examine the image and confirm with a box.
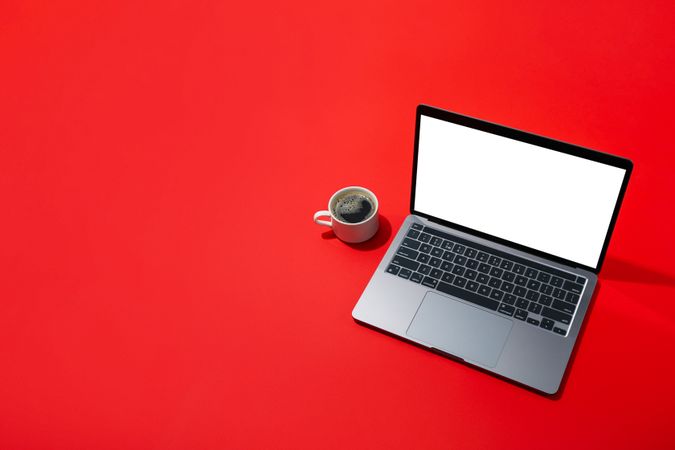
[414,115,626,269]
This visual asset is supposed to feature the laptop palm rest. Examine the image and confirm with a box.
[406,291,513,368]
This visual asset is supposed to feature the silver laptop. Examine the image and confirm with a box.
[353,105,632,394]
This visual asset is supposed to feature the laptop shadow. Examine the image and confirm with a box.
[533,258,674,397]
[321,215,392,251]
[600,257,675,287]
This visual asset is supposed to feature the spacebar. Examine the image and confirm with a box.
[436,282,500,311]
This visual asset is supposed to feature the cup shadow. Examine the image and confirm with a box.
[321,215,392,251]
[601,257,675,287]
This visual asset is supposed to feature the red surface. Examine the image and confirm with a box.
[2,1,675,448]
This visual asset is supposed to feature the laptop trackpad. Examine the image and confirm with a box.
[407,291,513,368]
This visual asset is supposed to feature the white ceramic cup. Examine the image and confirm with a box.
[313,186,379,243]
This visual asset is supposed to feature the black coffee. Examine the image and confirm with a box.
[332,193,375,223]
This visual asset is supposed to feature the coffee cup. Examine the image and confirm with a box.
[313,186,379,243]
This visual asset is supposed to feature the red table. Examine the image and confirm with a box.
[2,1,674,448]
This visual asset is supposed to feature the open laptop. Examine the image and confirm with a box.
[353,105,632,394]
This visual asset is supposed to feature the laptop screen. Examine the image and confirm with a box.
[413,113,628,270]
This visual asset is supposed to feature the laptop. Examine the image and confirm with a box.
[352,105,632,394]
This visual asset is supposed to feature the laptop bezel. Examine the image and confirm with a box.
[409,104,633,274]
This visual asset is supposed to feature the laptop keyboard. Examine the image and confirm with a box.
[386,223,587,336]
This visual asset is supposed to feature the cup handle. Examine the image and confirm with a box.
[313,210,332,227]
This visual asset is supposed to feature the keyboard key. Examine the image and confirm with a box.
[392,256,420,271]
[500,260,514,271]
[539,284,553,295]
[419,233,431,243]
[553,288,565,299]
[398,268,412,279]
[552,299,576,315]
[422,276,438,288]
[540,318,555,330]
[513,264,525,275]
[466,281,479,292]
[515,275,528,286]
[501,271,515,282]
[411,223,423,230]
[437,281,499,311]
[516,298,529,309]
[527,318,540,326]
[441,272,454,283]
[489,289,504,301]
[538,295,553,306]
[416,253,430,264]
[402,238,421,250]
[527,302,542,314]
[465,248,477,258]
[553,327,567,336]
[566,292,580,304]
[396,247,419,260]
[453,243,466,254]
[441,261,453,272]
[406,229,420,239]
[431,247,443,257]
[527,279,541,290]
[576,275,587,284]
[464,269,478,280]
[490,267,503,277]
[537,272,551,283]
[431,237,443,247]
[442,251,455,262]
[498,303,515,316]
[514,309,528,321]
[525,290,540,302]
[430,268,443,279]
[488,277,502,288]
[503,293,517,305]
[501,281,514,293]
[452,266,465,276]
[514,286,527,297]
[525,268,538,278]
[476,252,489,262]
[387,264,400,275]
[478,263,491,274]
[542,307,572,325]
[563,280,584,294]
[429,257,441,268]
[410,272,423,283]
[488,256,501,266]
[453,276,468,288]
[420,243,432,254]
[550,276,563,287]
[441,240,454,250]
[478,285,491,296]
[419,265,431,275]
[466,259,479,269]
[477,273,489,284]
[454,255,467,266]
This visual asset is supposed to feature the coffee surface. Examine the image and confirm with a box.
[332,193,374,223]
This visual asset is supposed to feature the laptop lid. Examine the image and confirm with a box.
[410,105,632,273]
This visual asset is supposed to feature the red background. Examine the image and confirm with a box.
[2,1,674,448]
